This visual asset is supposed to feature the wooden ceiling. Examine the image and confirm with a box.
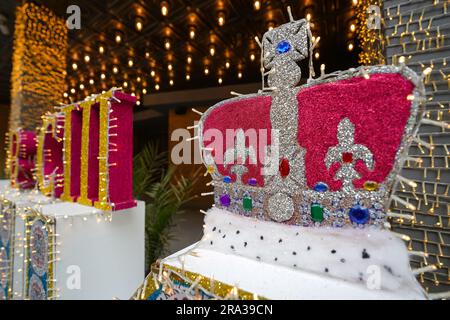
[0,0,360,105]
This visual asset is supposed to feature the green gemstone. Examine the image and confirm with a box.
[311,203,324,222]
[243,196,253,211]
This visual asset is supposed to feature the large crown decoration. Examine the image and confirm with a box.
[198,18,425,229]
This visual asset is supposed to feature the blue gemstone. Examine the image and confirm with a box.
[276,40,291,54]
[349,205,370,225]
[223,176,232,183]
[248,178,257,186]
[314,182,329,192]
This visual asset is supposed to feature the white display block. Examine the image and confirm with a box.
[0,180,145,300]
[42,201,145,300]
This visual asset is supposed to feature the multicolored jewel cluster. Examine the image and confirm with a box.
[214,177,386,228]
[214,180,265,220]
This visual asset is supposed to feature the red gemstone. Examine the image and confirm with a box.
[342,152,353,163]
[279,158,290,178]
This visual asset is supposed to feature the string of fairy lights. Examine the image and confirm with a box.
[378,0,449,295]
[9,2,67,131]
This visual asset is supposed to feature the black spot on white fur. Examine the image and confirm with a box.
[362,249,370,259]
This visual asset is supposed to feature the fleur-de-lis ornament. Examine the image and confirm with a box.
[224,129,256,184]
[325,118,374,192]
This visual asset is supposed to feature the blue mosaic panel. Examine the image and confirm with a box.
[26,218,50,300]
[0,203,14,300]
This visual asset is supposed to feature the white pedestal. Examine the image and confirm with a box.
[0,180,145,300]
[42,201,145,300]
[162,245,425,300]
[155,207,426,300]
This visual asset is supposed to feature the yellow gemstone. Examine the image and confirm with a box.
[363,181,379,191]
[207,165,214,174]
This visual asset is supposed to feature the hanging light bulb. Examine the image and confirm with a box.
[189,26,196,39]
[187,55,192,64]
[238,71,243,79]
[169,79,174,86]
[113,66,119,74]
[123,81,128,88]
[137,76,141,82]
[253,0,261,10]
[135,17,143,31]
[84,55,90,63]
[217,11,225,26]
[70,88,76,94]
[128,59,134,67]
[225,60,231,69]
[250,52,256,61]
[348,43,354,51]
[204,67,209,75]
[63,92,68,98]
[155,83,160,90]
[99,45,105,54]
[315,52,320,59]
[160,1,169,16]
[164,38,171,50]
[79,84,85,90]
[209,44,216,56]
[142,88,147,94]
[350,24,356,32]
[72,62,78,70]
[186,74,190,80]
[168,63,173,71]
[267,21,275,31]
[150,70,156,77]
[115,33,122,43]
[100,73,106,80]
[218,77,223,84]
[89,79,94,85]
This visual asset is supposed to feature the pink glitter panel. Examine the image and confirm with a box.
[18,130,37,158]
[297,73,415,190]
[15,130,37,189]
[202,96,272,187]
[107,91,136,210]
[42,122,64,198]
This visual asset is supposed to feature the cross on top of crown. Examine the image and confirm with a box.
[262,19,309,68]
[261,18,310,88]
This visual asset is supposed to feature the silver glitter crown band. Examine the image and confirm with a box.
[198,17,425,229]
